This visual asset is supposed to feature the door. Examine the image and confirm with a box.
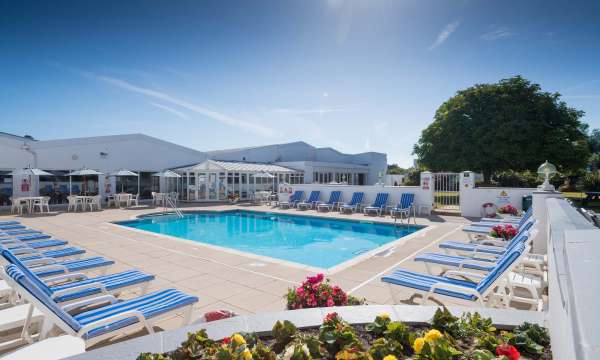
[433,172,460,212]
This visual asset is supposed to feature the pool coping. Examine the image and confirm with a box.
[65,304,547,360]
[108,208,434,275]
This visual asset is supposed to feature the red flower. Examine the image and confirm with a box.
[222,337,231,345]
[496,344,520,360]
[307,273,324,285]
[326,297,335,307]
[324,312,338,322]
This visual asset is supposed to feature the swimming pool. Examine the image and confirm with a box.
[116,210,424,269]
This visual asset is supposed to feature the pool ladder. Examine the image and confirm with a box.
[165,197,183,218]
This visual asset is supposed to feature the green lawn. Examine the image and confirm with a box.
[561,191,600,211]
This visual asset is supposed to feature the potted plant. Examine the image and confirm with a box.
[227,193,240,204]
[490,224,518,241]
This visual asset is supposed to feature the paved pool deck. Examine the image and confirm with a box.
[0,203,479,349]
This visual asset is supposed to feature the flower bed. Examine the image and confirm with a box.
[498,205,520,217]
[490,224,518,241]
[286,274,364,310]
[137,308,551,360]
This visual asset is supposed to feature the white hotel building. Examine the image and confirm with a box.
[0,132,387,204]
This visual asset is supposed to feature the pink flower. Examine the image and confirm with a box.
[307,273,324,285]
[326,297,335,307]
[324,312,338,322]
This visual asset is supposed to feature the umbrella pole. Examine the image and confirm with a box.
[69,176,72,196]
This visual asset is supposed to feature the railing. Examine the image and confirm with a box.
[165,196,183,218]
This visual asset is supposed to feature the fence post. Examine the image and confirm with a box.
[420,171,434,212]
[532,190,564,254]
[459,171,475,217]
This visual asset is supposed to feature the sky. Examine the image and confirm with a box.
[1,0,599,167]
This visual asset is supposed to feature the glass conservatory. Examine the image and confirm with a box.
[174,160,303,202]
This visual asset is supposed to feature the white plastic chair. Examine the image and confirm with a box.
[67,196,79,212]
[131,194,139,206]
[10,198,26,215]
[34,197,51,213]
[88,195,101,211]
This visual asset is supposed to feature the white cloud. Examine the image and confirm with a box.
[150,102,189,120]
[80,71,277,137]
[480,26,515,41]
[428,21,460,50]
[364,137,371,151]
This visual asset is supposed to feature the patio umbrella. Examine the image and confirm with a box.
[10,167,53,197]
[109,169,139,193]
[67,168,104,195]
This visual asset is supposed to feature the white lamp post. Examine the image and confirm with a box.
[537,160,557,191]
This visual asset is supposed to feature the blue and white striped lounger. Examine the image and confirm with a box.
[15,246,86,261]
[0,225,26,231]
[389,193,416,223]
[2,250,154,303]
[382,243,530,307]
[339,192,364,213]
[416,231,530,273]
[6,239,68,250]
[316,191,342,212]
[5,265,197,346]
[0,233,52,242]
[0,229,42,236]
[0,221,20,226]
[471,207,533,227]
[363,193,389,216]
[443,220,535,253]
[297,191,320,210]
[26,256,115,278]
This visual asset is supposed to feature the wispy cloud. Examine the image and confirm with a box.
[80,71,276,137]
[270,107,349,116]
[150,102,189,119]
[428,21,460,50]
[480,26,515,41]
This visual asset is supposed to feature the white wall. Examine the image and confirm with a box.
[460,187,535,217]
[280,183,432,210]
[385,174,406,186]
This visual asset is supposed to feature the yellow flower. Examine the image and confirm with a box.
[242,348,253,360]
[382,355,397,360]
[424,329,443,343]
[336,350,358,360]
[413,337,425,354]
[231,333,246,345]
[378,313,390,320]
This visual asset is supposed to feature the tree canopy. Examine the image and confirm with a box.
[387,164,406,174]
[413,76,591,179]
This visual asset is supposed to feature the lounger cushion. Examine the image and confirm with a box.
[1,234,52,242]
[381,270,478,301]
[1,229,41,236]
[19,247,85,261]
[74,288,198,339]
[0,221,20,226]
[33,257,115,277]
[438,241,506,255]
[50,270,155,303]
[414,253,496,271]
[475,243,524,293]
[0,225,26,230]
[7,239,68,249]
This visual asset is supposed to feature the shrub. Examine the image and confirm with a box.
[498,204,519,216]
[582,171,600,191]
[285,274,364,310]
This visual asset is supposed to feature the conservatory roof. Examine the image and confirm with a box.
[174,160,299,173]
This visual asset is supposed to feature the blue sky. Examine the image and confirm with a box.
[1,0,599,167]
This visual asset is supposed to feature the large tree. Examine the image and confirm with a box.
[413,76,590,180]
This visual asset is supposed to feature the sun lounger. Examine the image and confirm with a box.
[442,220,535,254]
[6,239,68,250]
[316,191,342,212]
[296,191,320,210]
[0,221,20,226]
[382,242,539,309]
[14,246,85,261]
[23,256,115,278]
[389,193,415,223]
[5,264,197,347]
[363,193,389,216]
[279,190,304,209]
[0,233,52,242]
[0,229,42,237]
[470,207,533,228]
[2,250,154,304]
[1,335,85,360]
[339,192,364,214]
[0,225,26,231]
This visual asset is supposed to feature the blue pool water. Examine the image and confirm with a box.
[116,211,424,269]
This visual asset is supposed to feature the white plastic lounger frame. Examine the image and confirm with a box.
[4,272,195,348]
